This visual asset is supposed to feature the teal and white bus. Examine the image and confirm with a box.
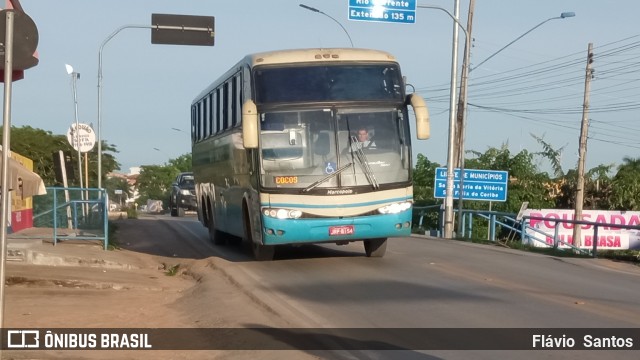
[191,48,430,260]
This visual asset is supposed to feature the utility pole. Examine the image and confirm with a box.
[573,42,594,250]
[454,0,475,169]
[455,0,475,237]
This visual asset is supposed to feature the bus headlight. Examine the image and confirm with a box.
[378,201,412,214]
[263,208,302,219]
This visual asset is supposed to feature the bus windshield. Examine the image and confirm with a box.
[259,108,411,191]
[254,64,404,103]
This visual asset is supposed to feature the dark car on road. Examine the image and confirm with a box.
[169,172,196,217]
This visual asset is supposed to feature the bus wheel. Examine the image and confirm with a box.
[364,238,387,257]
[252,242,275,261]
[208,221,226,246]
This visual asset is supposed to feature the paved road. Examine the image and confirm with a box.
[123,214,640,359]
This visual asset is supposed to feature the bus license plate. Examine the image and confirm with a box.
[329,225,354,236]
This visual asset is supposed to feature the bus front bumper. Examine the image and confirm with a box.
[261,212,412,245]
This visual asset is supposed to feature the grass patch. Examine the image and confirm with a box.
[127,207,138,219]
[597,250,640,264]
[164,263,181,276]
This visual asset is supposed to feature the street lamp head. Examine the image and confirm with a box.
[65,64,74,75]
[298,3,354,48]
[299,4,320,13]
[560,12,575,19]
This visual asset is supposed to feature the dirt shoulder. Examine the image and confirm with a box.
[3,219,318,360]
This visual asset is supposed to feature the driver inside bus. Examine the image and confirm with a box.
[355,127,376,149]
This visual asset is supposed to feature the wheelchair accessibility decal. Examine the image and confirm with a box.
[325,162,337,174]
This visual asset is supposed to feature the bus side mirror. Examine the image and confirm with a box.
[409,94,430,140]
[242,100,259,148]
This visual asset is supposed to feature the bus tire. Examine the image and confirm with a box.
[364,238,387,257]
[252,242,275,261]
[208,221,226,246]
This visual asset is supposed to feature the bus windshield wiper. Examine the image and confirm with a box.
[303,162,353,192]
[348,136,379,189]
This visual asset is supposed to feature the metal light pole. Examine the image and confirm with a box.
[97,19,214,189]
[299,4,354,47]
[65,64,83,190]
[417,2,465,238]
[471,12,575,71]
[417,0,471,239]
[455,11,575,235]
[97,24,151,191]
[417,5,574,238]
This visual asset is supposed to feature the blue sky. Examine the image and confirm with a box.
[7,0,640,175]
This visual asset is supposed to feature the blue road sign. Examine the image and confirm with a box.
[434,168,508,202]
[348,0,417,24]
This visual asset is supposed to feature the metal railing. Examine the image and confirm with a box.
[24,187,109,249]
[521,216,640,257]
[413,205,640,258]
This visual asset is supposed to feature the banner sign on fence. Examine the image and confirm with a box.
[434,168,508,202]
[523,209,640,250]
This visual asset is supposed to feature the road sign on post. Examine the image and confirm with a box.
[0,8,38,81]
[151,13,215,46]
[348,0,417,24]
[66,123,96,153]
[434,168,508,202]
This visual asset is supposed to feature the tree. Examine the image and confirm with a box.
[413,153,439,204]
[133,153,191,208]
[609,157,640,210]
[9,126,70,185]
[531,133,615,210]
[532,133,566,178]
[584,164,614,210]
[466,143,554,213]
[135,165,178,207]
[103,176,131,206]
[167,153,192,172]
[8,125,120,187]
